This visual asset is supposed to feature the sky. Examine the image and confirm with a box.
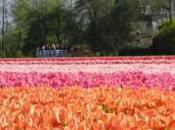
[0,0,14,36]
[0,0,13,25]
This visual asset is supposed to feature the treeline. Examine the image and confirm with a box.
[0,0,174,57]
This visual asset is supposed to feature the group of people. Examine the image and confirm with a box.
[36,43,73,57]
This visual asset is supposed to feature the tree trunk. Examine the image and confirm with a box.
[169,0,173,23]
[4,0,8,52]
[1,0,6,52]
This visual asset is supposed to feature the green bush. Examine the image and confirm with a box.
[152,20,175,55]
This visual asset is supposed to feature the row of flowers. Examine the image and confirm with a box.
[1,62,175,74]
[0,86,175,130]
[1,56,175,64]
[0,71,175,90]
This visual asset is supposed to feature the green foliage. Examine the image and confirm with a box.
[82,0,138,55]
[4,0,169,57]
[157,20,175,44]
[10,0,78,56]
[152,20,175,54]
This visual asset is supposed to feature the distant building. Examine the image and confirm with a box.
[127,0,174,48]
[137,0,171,27]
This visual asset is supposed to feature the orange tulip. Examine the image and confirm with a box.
[167,120,175,130]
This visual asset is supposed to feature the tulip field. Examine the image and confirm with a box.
[2,56,175,129]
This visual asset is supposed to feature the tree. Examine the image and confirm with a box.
[168,0,173,23]
[75,0,114,26]
[74,0,138,55]
[1,0,6,52]
[12,0,32,49]
[20,0,79,55]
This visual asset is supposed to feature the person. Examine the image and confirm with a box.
[44,44,49,57]
[56,44,59,50]
[36,47,40,57]
[42,45,45,50]
[55,44,60,56]
[42,45,46,57]
[67,45,72,53]
[60,44,63,50]
[51,43,56,50]
[51,43,56,57]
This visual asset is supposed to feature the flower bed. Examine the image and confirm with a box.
[1,56,175,64]
[0,71,175,90]
[0,87,175,130]
[0,56,175,129]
